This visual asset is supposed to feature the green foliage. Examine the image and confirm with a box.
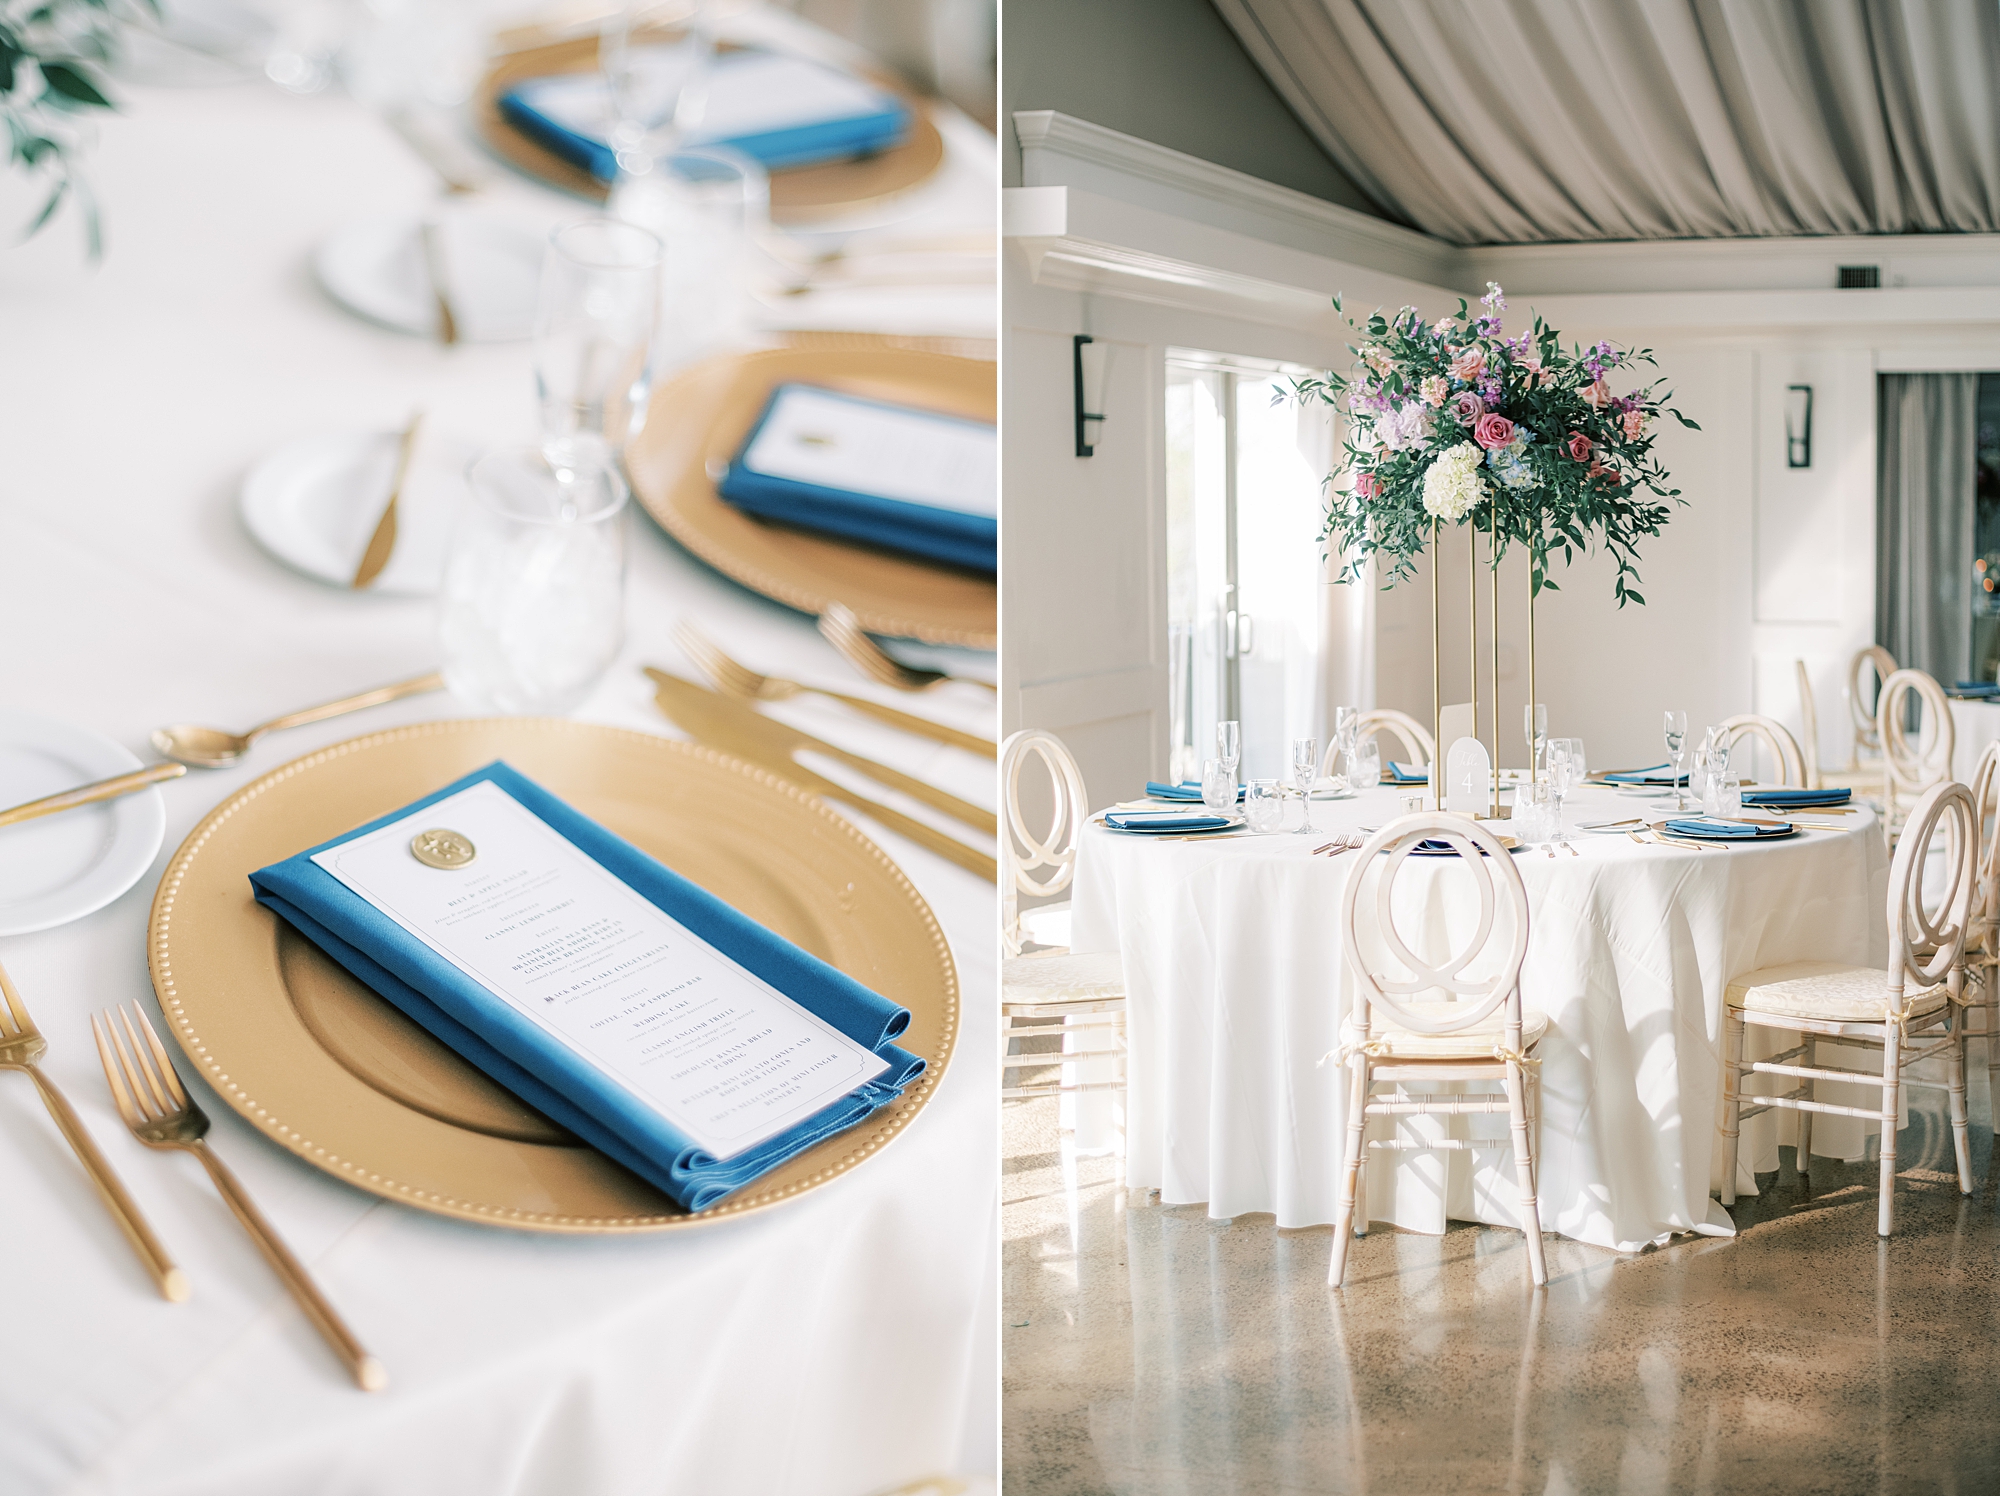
[1294,286,1701,608]
[1,0,149,254]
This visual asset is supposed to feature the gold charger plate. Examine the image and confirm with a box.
[626,342,996,648]
[474,34,946,225]
[147,719,959,1233]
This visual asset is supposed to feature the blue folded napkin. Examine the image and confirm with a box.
[499,49,911,182]
[1143,780,1244,803]
[716,385,996,574]
[1954,682,2000,698]
[1740,788,1851,807]
[1385,761,1428,784]
[1664,817,1792,838]
[1104,811,1232,832]
[1601,763,1687,785]
[247,762,922,1213]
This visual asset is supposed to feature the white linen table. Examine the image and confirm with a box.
[0,16,995,1495]
[1949,697,2000,785]
[1071,784,1890,1253]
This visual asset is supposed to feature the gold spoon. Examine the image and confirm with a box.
[151,671,445,769]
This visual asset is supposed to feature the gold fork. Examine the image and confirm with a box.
[817,603,997,694]
[0,960,187,1300]
[92,1003,387,1391]
[674,620,995,756]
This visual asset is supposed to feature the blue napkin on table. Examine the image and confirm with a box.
[1104,811,1232,832]
[247,762,923,1213]
[1385,761,1428,784]
[1143,780,1244,803]
[1953,682,2000,698]
[1741,787,1851,807]
[498,49,912,183]
[717,385,996,574]
[1664,817,1793,838]
[1601,763,1687,785]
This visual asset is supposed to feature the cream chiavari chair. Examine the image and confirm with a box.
[1719,780,1977,1237]
[1717,713,1807,788]
[1877,668,1954,844]
[1328,813,1547,1288]
[1967,743,2000,1099]
[1795,660,1821,790]
[1000,729,1126,1107]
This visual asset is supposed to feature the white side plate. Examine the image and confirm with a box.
[315,212,545,343]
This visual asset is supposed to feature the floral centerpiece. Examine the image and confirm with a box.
[1298,283,1696,607]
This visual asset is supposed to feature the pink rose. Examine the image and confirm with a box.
[1449,391,1485,426]
[1565,431,1593,463]
[1588,456,1621,485]
[1354,472,1383,501]
[1516,353,1543,379]
[1621,409,1644,440]
[1582,380,1611,408]
[1473,412,1516,451]
[1450,347,1487,383]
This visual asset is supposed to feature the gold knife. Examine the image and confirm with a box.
[0,762,186,829]
[352,410,423,591]
[649,674,997,882]
[645,669,996,836]
[419,221,459,346]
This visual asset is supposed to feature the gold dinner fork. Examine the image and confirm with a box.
[0,960,187,1300]
[818,603,997,694]
[674,619,995,756]
[92,1004,387,1392]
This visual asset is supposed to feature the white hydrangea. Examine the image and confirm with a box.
[1422,442,1488,520]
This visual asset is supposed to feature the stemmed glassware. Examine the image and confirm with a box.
[1292,737,1319,834]
[1663,710,1688,810]
[600,0,716,180]
[1545,738,1584,848]
[534,218,665,475]
[1328,707,1358,794]
[1217,720,1241,782]
[1523,703,1548,786]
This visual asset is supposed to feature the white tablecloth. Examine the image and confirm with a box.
[1950,697,2000,787]
[1072,786,1890,1253]
[0,17,995,1495]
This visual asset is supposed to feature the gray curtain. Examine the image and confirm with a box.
[1209,0,2000,244]
[1877,374,1978,687]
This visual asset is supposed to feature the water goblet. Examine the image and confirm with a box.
[1291,737,1319,834]
[534,218,665,475]
[1201,758,1237,817]
[1663,710,1688,810]
[1245,779,1283,833]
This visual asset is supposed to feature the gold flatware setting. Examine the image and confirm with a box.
[819,603,997,694]
[418,221,459,347]
[0,958,187,1301]
[151,670,446,769]
[0,761,185,830]
[673,619,996,757]
[351,409,423,591]
[93,1003,387,1392]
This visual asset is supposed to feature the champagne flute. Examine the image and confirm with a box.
[1217,720,1241,780]
[1523,703,1548,787]
[1548,738,1584,847]
[1291,737,1319,834]
[1663,710,1688,810]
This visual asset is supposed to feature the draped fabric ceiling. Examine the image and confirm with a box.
[1209,0,2000,244]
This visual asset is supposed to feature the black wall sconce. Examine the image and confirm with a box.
[1785,384,1812,468]
[1074,334,1107,456]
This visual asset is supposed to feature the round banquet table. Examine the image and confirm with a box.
[1950,696,2000,785]
[0,11,995,1495]
[1070,784,1892,1253]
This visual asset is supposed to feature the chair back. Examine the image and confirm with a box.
[1718,714,1806,788]
[1878,668,1954,804]
[1794,660,1820,789]
[1970,743,2000,948]
[1001,729,1089,956]
[1886,780,1977,999]
[1354,708,1435,774]
[1848,645,1896,759]
[1339,813,1531,1038]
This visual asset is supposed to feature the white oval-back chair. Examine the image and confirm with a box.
[1717,714,1807,789]
[1877,668,1954,842]
[1967,743,2000,1099]
[1000,729,1126,1111]
[1719,779,1978,1237]
[1329,813,1547,1288]
[1795,660,1821,790]
[1848,645,1897,768]
[1358,708,1435,777]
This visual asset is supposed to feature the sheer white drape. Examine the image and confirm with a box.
[1877,373,1979,686]
[1211,0,2000,244]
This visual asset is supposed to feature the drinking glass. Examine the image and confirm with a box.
[1350,735,1381,791]
[1663,710,1689,810]
[600,0,715,178]
[1329,706,1358,792]
[1245,779,1283,833]
[439,449,629,714]
[1523,703,1548,783]
[1716,773,1743,819]
[1217,720,1241,777]
[1512,781,1548,846]
[1291,737,1319,834]
[1201,758,1237,817]
[534,218,665,474]
[1546,738,1584,846]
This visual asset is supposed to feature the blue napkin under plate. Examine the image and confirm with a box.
[498,49,911,182]
[1740,788,1851,807]
[1601,763,1687,785]
[1953,682,2000,698]
[248,762,923,1213]
[1143,780,1244,803]
[1104,811,1233,833]
[1664,817,1793,838]
[1385,761,1428,784]
[716,385,996,574]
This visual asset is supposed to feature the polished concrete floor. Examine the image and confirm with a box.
[1002,1078,2000,1495]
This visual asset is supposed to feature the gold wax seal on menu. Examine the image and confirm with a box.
[410,828,476,869]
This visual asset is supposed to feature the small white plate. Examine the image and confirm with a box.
[0,711,168,936]
[240,430,474,596]
[314,212,545,343]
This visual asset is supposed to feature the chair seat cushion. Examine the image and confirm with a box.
[1353,1007,1548,1060]
[1017,900,1073,951]
[1002,950,1124,1004]
[1725,959,1947,1022]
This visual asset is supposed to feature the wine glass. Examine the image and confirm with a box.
[1244,779,1283,833]
[1547,738,1584,847]
[1217,720,1241,778]
[1663,710,1688,810]
[1201,758,1237,817]
[1291,737,1319,834]
[1523,703,1548,785]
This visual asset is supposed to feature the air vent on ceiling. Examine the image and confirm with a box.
[1838,265,1881,289]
